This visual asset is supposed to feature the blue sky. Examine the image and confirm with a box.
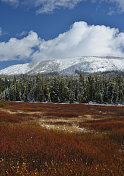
[1,0,124,69]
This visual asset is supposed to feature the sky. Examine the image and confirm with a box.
[1,0,124,69]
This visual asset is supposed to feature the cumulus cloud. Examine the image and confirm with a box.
[1,0,124,14]
[0,31,40,61]
[32,21,124,61]
[1,21,124,61]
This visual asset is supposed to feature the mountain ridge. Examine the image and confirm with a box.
[0,56,124,75]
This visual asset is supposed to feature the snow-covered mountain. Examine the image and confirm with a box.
[0,56,124,75]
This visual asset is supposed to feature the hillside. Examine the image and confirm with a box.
[0,56,124,75]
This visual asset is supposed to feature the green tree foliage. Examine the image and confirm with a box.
[0,73,124,104]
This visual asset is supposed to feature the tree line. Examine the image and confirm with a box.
[0,73,124,104]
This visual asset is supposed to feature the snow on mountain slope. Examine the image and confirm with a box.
[60,57,124,75]
[0,56,124,75]
[0,63,30,75]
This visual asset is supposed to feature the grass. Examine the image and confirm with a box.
[0,101,124,175]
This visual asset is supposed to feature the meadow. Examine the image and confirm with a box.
[0,101,124,176]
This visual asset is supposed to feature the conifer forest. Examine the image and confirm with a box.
[0,73,124,104]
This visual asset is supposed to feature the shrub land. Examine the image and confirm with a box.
[0,102,124,175]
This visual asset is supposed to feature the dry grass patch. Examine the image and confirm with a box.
[0,101,124,175]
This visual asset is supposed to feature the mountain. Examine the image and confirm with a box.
[0,56,124,75]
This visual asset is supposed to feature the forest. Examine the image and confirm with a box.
[0,73,124,104]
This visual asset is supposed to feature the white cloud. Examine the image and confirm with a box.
[34,0,83,14]
[0,31,40,61]
[1,21,124,62]
[94,0,124,13]
[1,0,124,14]
[16,31,28,37]
[32,21,124,61]
[28,0,124,14]
[109,0,124,12]
[1,0,83,13]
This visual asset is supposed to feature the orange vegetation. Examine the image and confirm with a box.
[0,101,124,175]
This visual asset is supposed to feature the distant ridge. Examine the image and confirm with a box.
[0,56,124,75]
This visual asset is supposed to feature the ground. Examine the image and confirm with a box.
[0,101,124,175]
